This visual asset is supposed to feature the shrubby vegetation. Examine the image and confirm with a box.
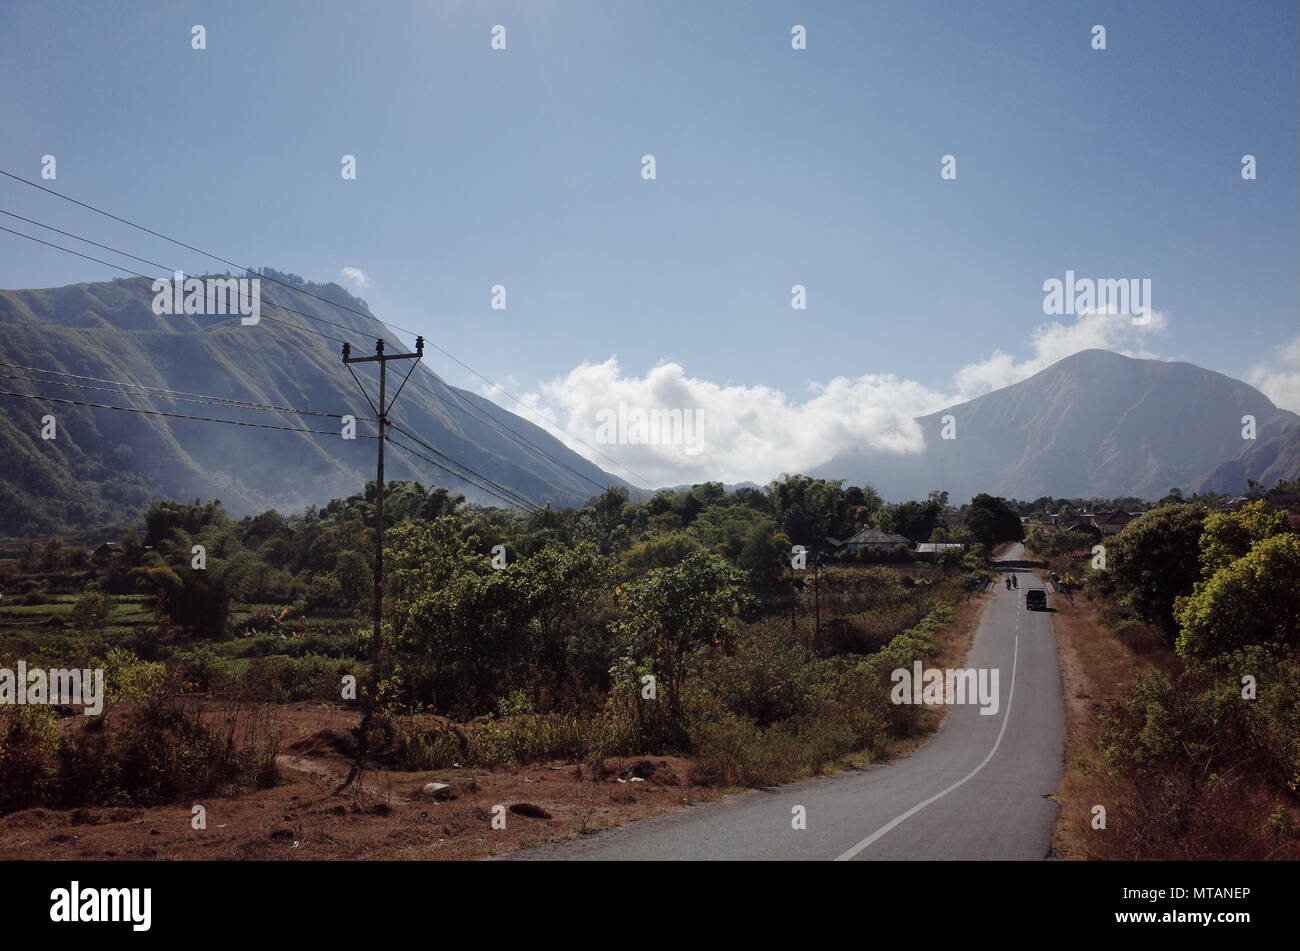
[0,659,278,814]
[0,475,1007,812]
[7,462,1291,855]
[1031,484,1300,859]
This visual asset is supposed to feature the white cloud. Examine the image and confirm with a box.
[494,313,1172,488]
[340,266,371,289]
[499,358,946,487]
[1246,336,1300,414]
[952,310,1168,398]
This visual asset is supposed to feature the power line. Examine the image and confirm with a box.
[1,203,642,494]
[0,171,657,489]
[0,286,567,516]
[0,214,375,348]
[0,370,341,416]
[407,353,654,491]
[0,222,360,347]
[0,169,408,343]
[0,216,604,506]
[387,436,537,513]
[388,420,540,512]
[1,207,183,275]
[1,388,542,512]
[390,421,537,509]
[405,380,613,495]
[1,214,626,498]
[0,388,370,437]
[389,436,536,512]
[0,362,370,420]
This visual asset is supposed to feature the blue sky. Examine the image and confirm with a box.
[1,0,1296,484]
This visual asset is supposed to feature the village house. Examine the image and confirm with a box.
[1090,510,1136,536]
[842,528,913,553]
[913,542,963,561]
[1066,520,1102,541]
[92,541,124,562]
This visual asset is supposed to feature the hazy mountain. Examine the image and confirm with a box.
[1189,419,1300,495]
[0,273,629,534]
[812,349,1299,503]
[4,276,1295,535]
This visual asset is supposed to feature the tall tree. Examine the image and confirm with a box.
[1103,504,1207,637]
[615,550,748,725]
[1175,533,1300,660]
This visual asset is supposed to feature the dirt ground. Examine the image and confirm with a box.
[0,701,734,861]
[0,590,992,862]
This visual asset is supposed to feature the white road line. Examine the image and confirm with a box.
[833,630,1021,861]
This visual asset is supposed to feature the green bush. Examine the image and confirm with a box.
[0,694,279,815]
[67,590,115,637]
[235,655,351,702]
[0,707,59,812]
[170,646,230,691]
[357,711,597,771]
[1095,659,1299,859]
[689,711,763,785]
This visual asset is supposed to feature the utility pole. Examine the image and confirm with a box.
[813,552,821,643]
[343,336,423,686]
[789,561,797,639]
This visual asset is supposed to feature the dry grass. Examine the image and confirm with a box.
[1044,557,1300,861]
[1038,553,1238,860]
[1046,589,1147,859]
[1022,548,1145,860]
[874,587,992,762]
[0,700,729,861]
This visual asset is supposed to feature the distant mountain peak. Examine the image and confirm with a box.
[813,348,1298,502]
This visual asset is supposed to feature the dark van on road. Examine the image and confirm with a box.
[1026,589,1047,611]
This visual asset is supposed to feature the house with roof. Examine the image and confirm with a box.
[842,528,912,553]
[92,541,124,562]
[1066,520,1102,541]
[1091,510,1137,536]
[913,542,963,561]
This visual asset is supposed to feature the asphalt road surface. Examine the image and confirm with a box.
[506,543,1065,861]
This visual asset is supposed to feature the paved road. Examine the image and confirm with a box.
[507,544,1065,861]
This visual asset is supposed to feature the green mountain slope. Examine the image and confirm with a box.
[0,272,629,534]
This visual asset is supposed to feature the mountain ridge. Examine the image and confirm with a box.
[0,273,631,534]
[812,349,1298,502]
[2,275,1295,532]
